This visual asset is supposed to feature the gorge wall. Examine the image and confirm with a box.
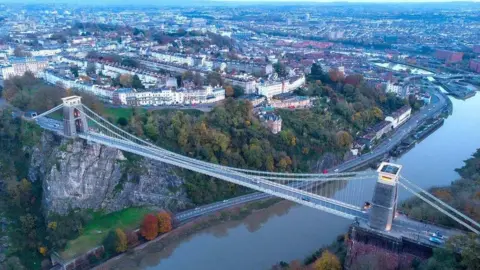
[28,132,190,215]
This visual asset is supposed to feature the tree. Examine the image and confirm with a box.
[336,131,353,148]
[119,74,133,87]
[114,228,128,253]
[182,70,194,82]
[273,62,288,77]
[344,74,363,87]
[206,72,223,87]
[70,66,79,78]
[13,46,31,57]
[233,85,245,97]
[371,107,384,120]
[157,211,173,234]
[309,63,326,82]
[0,256,26,270]
[48,221,57,230]
[103,230,116,255]
[225,85,234,97]
[447,234,480,270]
[86,62,96,75]
[132,75,145,89]
[420,248,459,270]
[140,214,158,240]
[193,72,204,87]
[313,251,341,270]
[38,246,48,256]
[117,117,128,126]
[126,230,139,247]
[121,58,139,68]
[328,69,344,83]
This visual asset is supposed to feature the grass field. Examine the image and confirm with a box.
[103,107,147,122]
[60,207,154,260]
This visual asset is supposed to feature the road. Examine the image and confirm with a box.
[356,213,463,248]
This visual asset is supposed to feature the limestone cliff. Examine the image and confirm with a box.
[29,133,190,215]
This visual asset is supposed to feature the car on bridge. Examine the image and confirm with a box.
[363,201,371,210]
[430,231,446,240]
[428,236,444,245]
[301,196,310,202]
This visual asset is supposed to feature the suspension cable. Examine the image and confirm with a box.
[398,181,479,234]
[399,176,480,230]
[32,104,64,119]
[82,104,372,180]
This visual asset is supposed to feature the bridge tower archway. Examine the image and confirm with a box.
[62,96,88,137]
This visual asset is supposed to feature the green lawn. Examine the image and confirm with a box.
[103,107,147,122]
[60,207,154,260]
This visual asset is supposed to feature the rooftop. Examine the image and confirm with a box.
[377,162,402,176]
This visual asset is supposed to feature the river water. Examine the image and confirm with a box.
[109,94,480,270]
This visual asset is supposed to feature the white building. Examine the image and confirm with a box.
[385,106,412,128]
[43,70,114,101]
[257,74,306,99]
[151,51,194,67]
[284,75,306,92]
[385,81,410,97]
[100,63,164,88]
[30,48,62,57]
[182,86,225,104]
[1,57,49,80]
[257,81,284,99]
[386,82,402,95]
[113,85,225,106]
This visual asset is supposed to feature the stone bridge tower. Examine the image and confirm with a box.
[369,162,402,231]
[62,96,88,137]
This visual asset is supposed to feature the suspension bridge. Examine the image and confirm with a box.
[30,96,480,245]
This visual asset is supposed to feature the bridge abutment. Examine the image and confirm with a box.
[345,224,433,269]
[62,96,88,137]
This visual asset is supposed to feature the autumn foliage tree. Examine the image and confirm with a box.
[336,131,353,148]
[38,246,48,256]
[225,85,234,97]
[157,211,173,234]
[115,228,128,253]
[103,228,127,254]
[313,250,341,270]
[140,214,159,240]
[328,69,344,83]
[126,230,139,247]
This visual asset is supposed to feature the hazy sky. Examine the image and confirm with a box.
[0,0,478,4]
[1,0,479,2]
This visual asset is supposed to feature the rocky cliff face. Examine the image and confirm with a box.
[29,133,190,215]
